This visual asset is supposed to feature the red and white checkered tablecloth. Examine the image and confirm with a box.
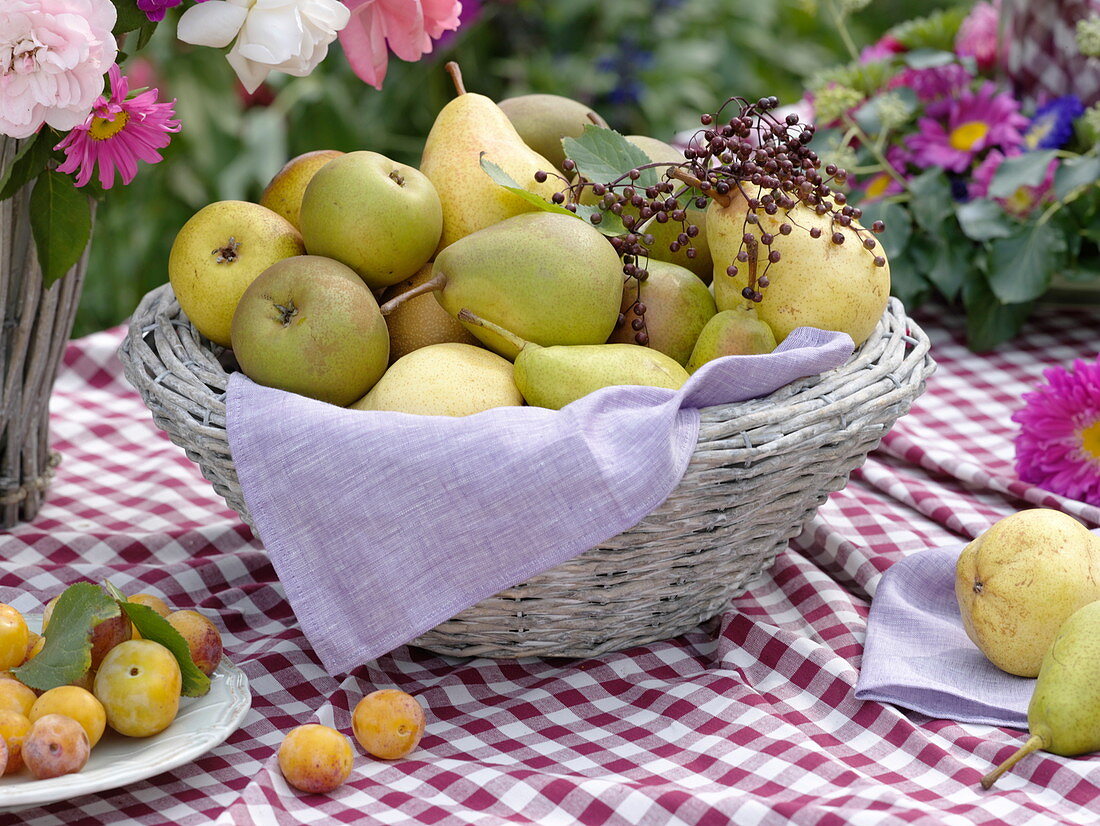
[3,301,1100,826]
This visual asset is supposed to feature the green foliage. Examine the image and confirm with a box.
[29,171,93,287]
[562,125,656,187]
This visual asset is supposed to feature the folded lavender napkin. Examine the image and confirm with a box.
[856,542,1035,729]
[226,328,853,675]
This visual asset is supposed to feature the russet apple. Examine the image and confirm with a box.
[168,201,304,347]
[230,255,390,406]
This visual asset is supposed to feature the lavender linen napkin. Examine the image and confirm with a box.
[856,542,1033,729]
[226,328,853,675]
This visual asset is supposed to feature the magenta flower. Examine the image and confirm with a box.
[905,82,1028,173]
[888,64,974,113]
[54,66,181,189]
[1013,356,1100,506]
[860,34,906,64]
[339,0,462,90]
[970,148,1058,216]
[956,0,1001,72]
[136,0,181,22]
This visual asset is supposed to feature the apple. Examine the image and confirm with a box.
[259,149,344,229]
[299,151,442,290]
[231,255,390,406]
[168,201,305,347]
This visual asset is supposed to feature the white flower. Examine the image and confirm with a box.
[178,0,350,94]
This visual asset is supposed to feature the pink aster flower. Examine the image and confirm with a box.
[860,34,906,64]
[857,146,910,203]
[1013,355,1100,506]
[956,0,1001,72]
[54,66,181,189]
[339,0,463,90]
[905,82,1028,173]
[0,0,117,139]
[970,148,1057,216]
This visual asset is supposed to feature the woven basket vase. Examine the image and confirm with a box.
[119,284,934,659]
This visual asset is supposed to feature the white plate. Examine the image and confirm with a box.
[0,616,251,810]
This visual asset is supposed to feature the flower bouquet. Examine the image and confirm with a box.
[801,1,1100,350]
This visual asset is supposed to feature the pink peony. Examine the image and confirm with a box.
[339,0,463,90]
[956,0,1001,72]
[0,0,118,139]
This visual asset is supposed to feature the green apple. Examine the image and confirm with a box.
[230,255,390,406]
[168,201,305,347]
[299,151,443,290]
[259,149,344,229]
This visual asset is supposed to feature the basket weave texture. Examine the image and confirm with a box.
[120,284,934,659]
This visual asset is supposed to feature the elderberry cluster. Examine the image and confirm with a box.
[537,95,887,346]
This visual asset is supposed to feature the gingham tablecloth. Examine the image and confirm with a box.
[3,302,1100,826]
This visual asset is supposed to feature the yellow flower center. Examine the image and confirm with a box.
[864,173,891,200]
[89,111,130,141]
[949,121,989,151]
[1081,420,1100,461]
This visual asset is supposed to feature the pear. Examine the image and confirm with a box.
[421,63,561,250]
[607,261,716,365]
[709,187,889,346]
[499,93,608,174]
[981,600,1100,789]
[379,212,624,361]
[259,149,344,229]
[351,343,522,416]
[686,308,777,373]
[955,509,1100,677]
[380,263,481,364]
[458,310,689,410]
[299,151,442,289]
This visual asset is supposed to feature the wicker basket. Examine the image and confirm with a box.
[119,284,934,659]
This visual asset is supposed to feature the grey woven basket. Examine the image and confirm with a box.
[119,284,934,659]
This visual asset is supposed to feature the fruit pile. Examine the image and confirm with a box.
[954,509,1100,787]
[0,585,223,780]
[167,63,891,417]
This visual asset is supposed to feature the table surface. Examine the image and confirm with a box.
[2,302,1100,826]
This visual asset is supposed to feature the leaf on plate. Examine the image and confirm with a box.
[104,581,211,697]
[12,583,119,691]
[562,125,657,188]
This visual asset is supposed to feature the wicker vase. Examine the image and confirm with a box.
[0,137,91,529]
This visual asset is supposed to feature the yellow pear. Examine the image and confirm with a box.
[708,187,889,345]
[351,343,522,416]
[380,263,481,364]
[420,63,560,250]
[259,150,344,229]
[955,509,1100,677]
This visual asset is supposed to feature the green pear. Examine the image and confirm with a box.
[230,255,389,406]
[709,187,889,345]
[981,599,1100,788]
[499,93,608,174]
[259,149,344,229]
[421,64,561,250]
[686,308,777,373]
[352,343,522,417]
[955,509,1100,678]
[380,212,623,361]
[458,310,689,410]
[607,261,716,365]
[168,200,305,348]
[299,151,442,290]
[380,263,481,364]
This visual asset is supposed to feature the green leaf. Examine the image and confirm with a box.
[12,583,119,691]
[857,201,910,259]
[926,237,965,301]
[907,169,953,233]
[29,170,93,288]
[1053,156,1100,202]
[135,19,158,50]
[986,221,1064,303]
[955,198,1015,241]
[884,246,930,309]
[962,276,1032,352]
[902,49,957,70]
[115,599,211,698]
[562,125,658,188]
[572,204,627,236]
[112,0,149,33]
[988,150,1058,199]
[0,131,55,201]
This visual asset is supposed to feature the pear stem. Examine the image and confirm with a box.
[378,271,448,316]
[456,309,530,352]
[981,734,1044,790]
[668,168,731,209]
[445,62,466,96]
